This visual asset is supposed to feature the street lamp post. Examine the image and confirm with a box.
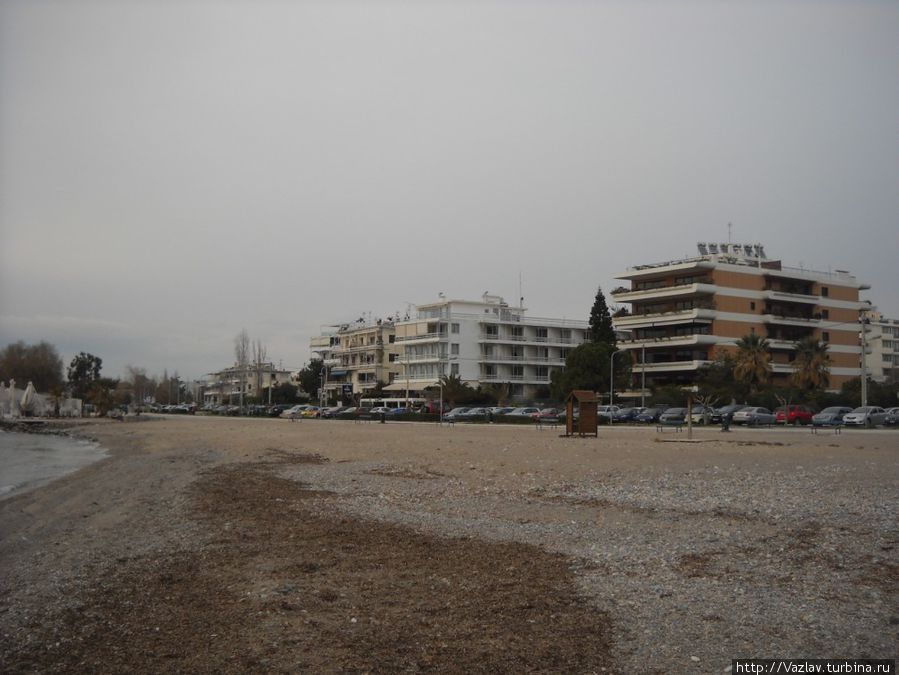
[609,350,630,422]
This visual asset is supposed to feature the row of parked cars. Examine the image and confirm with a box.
[606,403,899,428]
[198,401,899,429]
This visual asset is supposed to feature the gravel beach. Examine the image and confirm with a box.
[1,416,896,673]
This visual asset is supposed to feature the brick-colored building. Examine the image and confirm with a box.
[611,243,868,392]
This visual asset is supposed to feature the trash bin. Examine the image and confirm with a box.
[380,412,386,424]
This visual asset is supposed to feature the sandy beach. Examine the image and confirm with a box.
[1,416,896,673]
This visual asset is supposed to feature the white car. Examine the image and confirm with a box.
[842,406,887,428]
[597,405,621,420]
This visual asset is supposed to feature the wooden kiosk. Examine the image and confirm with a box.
[565,390,599,437]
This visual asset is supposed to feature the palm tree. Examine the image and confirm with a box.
[790,336,831,391]
[733,334,771,393]
[439,373,471,408]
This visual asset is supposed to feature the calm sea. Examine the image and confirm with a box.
[0,430,108,499]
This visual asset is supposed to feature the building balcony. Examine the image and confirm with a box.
[632,359,713,373]
[613,307,717,328]
[395,355,442,364]
[394,332,446,343]
[480,355,566,365]
[763,290,818,305]
[619,334,720,350]
[762,313,817,327]
[610,282,717,303]
[479,334,585,345]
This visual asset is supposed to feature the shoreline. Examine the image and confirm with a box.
[1,417,896,672]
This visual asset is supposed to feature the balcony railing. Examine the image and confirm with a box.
[395,332,446,342]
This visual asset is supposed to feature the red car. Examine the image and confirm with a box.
[775,405,815,425]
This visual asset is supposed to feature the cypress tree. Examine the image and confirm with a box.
[589,286,617,346]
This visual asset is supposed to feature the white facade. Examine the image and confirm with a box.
[862,310,899,383]
[203,363,294,405]
[393,294,588,400]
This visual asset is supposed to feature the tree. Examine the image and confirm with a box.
[790,337,831,391]
[439,373,472,408]
[252,339,269,404]
[0,341,65,392]
[733,334,770,394]
[270,382,299,404]
[297,359,324,399]
[549,342,616,400]
[696,354,747,404]
[87,377,119,415]
[125,365,156,407]
[68,352,103,399]
[234,329,250,410]
[588,286,617,346]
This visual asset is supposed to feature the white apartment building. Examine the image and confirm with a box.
[861,310,899,383]
[202,363,294,406]
[391,294,588,401]
[314,318,402,397]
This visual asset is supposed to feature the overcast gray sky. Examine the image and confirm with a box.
[1,0,897,382]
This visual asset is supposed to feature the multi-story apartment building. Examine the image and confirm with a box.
[861,310,899,383]
[391,294,588,400]
[611,243,868,392]
[202,363,294,406]
[317,318,402,396]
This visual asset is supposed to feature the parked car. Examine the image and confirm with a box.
[280,405,306,418]
[716,404,748,425]
[534,407,562,420]
[732,407,776,426]
[688,405,716,424]
[507,407,540,417]
[635,406,669,423]
[320,406,345,418]
[461,407,488,419]
[883,407,899,427]
[811,406,853,427]
[596,405,621,421]
[775,405,815,425]
[659,407,688,425]
[613,407,642,422]
[842,406,887,428]
[489,406,515,415]
[444,407,471,420]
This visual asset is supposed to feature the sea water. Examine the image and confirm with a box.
[0,430,108,499]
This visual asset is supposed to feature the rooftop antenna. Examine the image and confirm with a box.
[727,222,732,245]
[519,272,523,309]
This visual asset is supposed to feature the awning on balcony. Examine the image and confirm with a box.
[329,369,348,376]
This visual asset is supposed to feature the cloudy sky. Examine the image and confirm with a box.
[1,0,896,382]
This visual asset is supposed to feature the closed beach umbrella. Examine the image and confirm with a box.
[0,382,6,415]
[21,381,36,413]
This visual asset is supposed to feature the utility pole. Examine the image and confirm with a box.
[860,317,868,407]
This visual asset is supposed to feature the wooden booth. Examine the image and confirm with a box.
[565,390,599,437]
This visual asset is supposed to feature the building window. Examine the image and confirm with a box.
[388,335,396,343]
[821,287,829,297]
[750,302,756,311]
[389,353,397,362]
[451,323,460,334]
[536,327,548,340]
[512,365,523,378]
[536,366,548,378]
[821,309,829,320]
[450,363,459,375]
[822,332,830,343]
[451,343,460,355]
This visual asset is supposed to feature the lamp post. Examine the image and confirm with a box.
[609,350,630,422]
